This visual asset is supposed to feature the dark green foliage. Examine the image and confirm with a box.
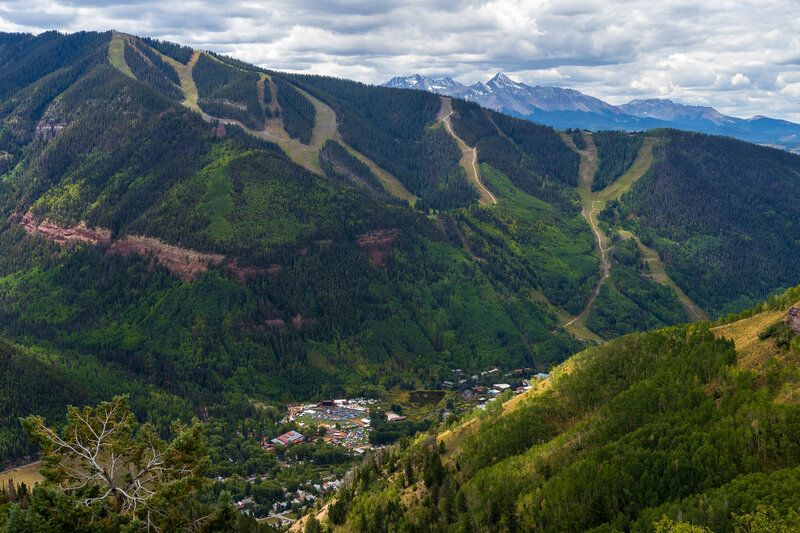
[611,236,646,270]
[282,73,463,206]
[491,112,579,187]
[141,35,194,64]
[610,265,685,325]
[714,285,800,328]
[0,31,110,100]
[0,33,109,160]
[1,63,212,230]
[197,100,263,130]
[132,39,180,84]
[457,165,596,317]
[639,488,800,533]
[415,126,477,210]
[193,53,263,129]
[123,40,183,101]
[0,340,90,468]
[600,129,800,317]
[289,442,350,466]
[566,128,586,150]
[758,320,796,349]
[369,416,431,445]
[586,265,686,338]
[273,77,314,144]
[450,99,580,208]
[286,74,439,145]
[448,98,497,146]
[592,130,644,190]
[319,139,386,196]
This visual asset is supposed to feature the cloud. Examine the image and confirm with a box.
[731,73,751,87]
[0,0,798,121]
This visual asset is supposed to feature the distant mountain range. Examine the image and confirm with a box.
[383,73,800,152]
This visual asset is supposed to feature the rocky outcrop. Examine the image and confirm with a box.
[786,307,800,335]
[17,212,111,245]
[35,99,69,141]
[14,213,224,282]
[108,235,224,282]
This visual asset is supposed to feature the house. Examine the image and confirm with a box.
[535,373,550,380]
[386,411,407,421]
[493,383,510,390]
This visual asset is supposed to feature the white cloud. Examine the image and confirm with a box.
[731,73,751,87]
[0,0,798,120]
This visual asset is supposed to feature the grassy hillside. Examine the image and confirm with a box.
[321,285,800,532]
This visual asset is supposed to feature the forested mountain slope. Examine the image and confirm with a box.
[600,130,800,317]
[318,286,800,532]
[1,29,800,475]
[0,31,597,467]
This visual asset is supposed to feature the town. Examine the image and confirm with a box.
[274,398,377,453]
[218,367,552,527]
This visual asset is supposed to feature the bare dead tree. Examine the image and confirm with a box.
[22,395,209,531]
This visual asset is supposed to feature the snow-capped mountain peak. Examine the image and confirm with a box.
[379,73,800,152]
[487,72,524,91]
[382,74,463,94]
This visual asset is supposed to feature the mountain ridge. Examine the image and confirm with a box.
[0,28,799,474]
[383,73,800,152]
[2,30,800,529]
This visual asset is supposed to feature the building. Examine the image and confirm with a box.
[271,430,305,446]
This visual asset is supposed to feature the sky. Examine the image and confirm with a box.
[1,0,799,121]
